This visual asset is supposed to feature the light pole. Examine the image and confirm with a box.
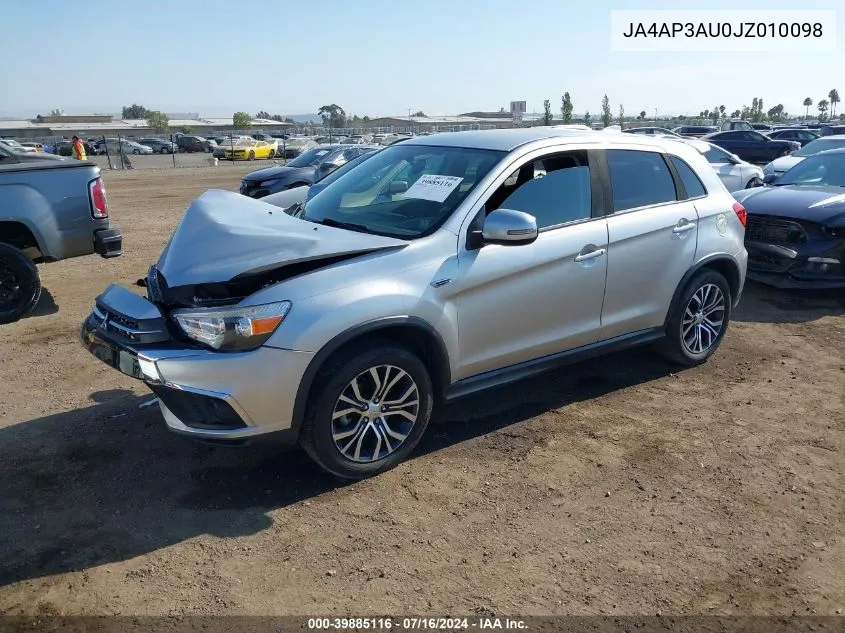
[408,107,412,135]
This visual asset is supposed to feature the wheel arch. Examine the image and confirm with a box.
[289,316,451,435]
[663,255,743,331]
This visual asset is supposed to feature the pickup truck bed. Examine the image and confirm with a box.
[0,152,122,323]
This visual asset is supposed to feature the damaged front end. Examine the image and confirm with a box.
[80,189,404,441]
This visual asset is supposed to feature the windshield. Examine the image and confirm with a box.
[794,138,845,157]
[778,153,845,187]
[301,144,504,239]
[288,147,333,167]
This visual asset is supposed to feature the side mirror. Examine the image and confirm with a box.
[763,173,779,185]
[480,209,538,246]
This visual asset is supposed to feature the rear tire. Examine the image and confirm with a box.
[0,243,41,324]
[132,149,140,155]
[657,269,731,367]
[300,342,434,479]
[268,149,276,159]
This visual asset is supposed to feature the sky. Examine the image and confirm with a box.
[0,0,840,119]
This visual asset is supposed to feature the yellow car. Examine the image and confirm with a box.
[223,139,276,161]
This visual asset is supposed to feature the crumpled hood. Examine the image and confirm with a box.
[733,185,845,225]
[156,189,406,287]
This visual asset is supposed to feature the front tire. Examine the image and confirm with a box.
[268,149,276,159]
[300,342,434,479]
[248,150,255,161]
[745,176,764,188]
[160,147,168,154]
[132,149,140,155]
[657,269,731,366]
[0,243,42,324]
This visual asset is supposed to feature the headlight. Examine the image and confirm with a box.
[172,301,291,351]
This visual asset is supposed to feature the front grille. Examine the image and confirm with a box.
[91,303,169,345]
[746,216,807,245]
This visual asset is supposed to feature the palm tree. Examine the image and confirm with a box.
[818,99,829,122]
[829,89,840,119]
[803,97,813,120]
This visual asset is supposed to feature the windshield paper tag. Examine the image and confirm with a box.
[402,175,464,202]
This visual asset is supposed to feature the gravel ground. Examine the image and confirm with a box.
[0,166,842,617]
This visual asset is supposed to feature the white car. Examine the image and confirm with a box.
[677,138,764,192]
[0,139,35,153]
[762,134,845,176]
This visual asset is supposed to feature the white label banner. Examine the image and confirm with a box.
[402,175,464,203]
[610,10,836,52]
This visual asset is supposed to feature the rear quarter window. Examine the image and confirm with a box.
[669,156,707,198]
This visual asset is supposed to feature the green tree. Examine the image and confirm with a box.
[255,110,271,119]
[803,97,813,119]
[413,110,426,117]
[829,89,840,118]
[731,109,741,118]
[639,110,646,120]
[181,126,193,134]
[710,107,720,125]
[817,99,829,121]
[542,99,553,125]
[318,104,347,129]
[561,92,573,124]
[233,111,252,129]
[618,104,624,128]
[583,111,592,124]
[146,110,169,134]
[601,94,611,127]
[121,104,148,119]
[719,105,726,118]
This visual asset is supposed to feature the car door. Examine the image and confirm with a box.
[454,148,608,380]
[702,143,743,191]
[600,148,699,340]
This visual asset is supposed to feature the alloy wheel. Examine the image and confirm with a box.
[330,364,420,463]
[682,283,726,355]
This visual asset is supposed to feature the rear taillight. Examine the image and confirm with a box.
[89,177,108,219]
[732,201,747,228]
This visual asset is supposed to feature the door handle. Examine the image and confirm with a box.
[574,248,606,262]
[672,222,697,234]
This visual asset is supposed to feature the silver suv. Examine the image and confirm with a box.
[81,129,748,478]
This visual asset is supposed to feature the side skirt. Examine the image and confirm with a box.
[443,327,666,401]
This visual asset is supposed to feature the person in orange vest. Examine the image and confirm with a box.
[71,135,87,160]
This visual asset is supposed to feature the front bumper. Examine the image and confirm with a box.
[745,239,845,289]
[80,285,314,442]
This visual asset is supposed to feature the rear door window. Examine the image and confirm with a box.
[606,150,678,212]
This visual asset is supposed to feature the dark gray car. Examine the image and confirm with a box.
[239,145,378,198]
[139,138,179,154]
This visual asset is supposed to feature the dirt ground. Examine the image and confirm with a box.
[0,167,842,618]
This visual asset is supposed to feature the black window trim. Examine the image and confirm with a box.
[594,148,692,216]
[667,154,708,201]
